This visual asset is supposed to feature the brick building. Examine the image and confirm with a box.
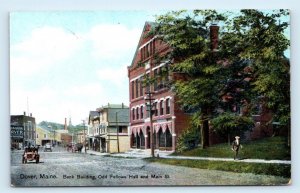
[128,22,192,151]
[11,113,36,149]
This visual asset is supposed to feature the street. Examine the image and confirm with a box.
[11,147,289,186]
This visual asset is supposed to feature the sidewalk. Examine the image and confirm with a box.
[87,149,291,165]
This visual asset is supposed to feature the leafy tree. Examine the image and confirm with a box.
[152,10,227,148]
[151,10,290,149]
[211,112,254,145]
[230,10,290,145]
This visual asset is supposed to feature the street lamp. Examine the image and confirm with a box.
[145,91,155,157]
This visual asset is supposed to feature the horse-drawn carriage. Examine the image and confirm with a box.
[22,147,40,164]
[66,143,83,153]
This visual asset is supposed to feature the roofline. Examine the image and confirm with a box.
[129,21,156,69]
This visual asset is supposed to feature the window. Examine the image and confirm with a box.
[145,74,150,93]
[44,134,46,138]
[154,69,158,91]
[165,64,169,82]
[160,100,164,115]
[166,98,170,114]
[136,107,139,120]
[135,79,139,98]
[154,102,158,116]
[131,81,134,99]
[132,109,135,120]
[152,39,155,54]
[146,44,149,58]
[158,67,163,89]
[141,106,144,119]
[36,134,38,138]
[139,78,143,96]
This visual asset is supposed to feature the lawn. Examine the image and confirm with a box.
[173,136,290,160]
[145,158,291,178]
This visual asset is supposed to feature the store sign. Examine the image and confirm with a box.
[11,126,24,138]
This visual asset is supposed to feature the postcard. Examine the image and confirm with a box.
[10,10,291,186]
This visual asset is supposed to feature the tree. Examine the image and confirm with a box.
[153,10,226,148]
[152,10,290,149]
[230,10,290,145]
[211,112,254,145]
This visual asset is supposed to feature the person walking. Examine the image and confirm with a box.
[232,136,242,160]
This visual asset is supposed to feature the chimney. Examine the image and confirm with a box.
[122,103,124,108]
[64,118,67,130]
[23,111,26,116]
[30,113,32,117]
[210,24,219,51]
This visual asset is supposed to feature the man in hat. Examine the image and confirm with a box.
[232,136,242,160]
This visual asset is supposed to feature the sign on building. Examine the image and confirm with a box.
[11,126,24,139]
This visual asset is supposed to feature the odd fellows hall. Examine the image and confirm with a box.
[127,22,194,151]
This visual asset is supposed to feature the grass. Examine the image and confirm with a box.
[145,158,291,178]
[173,136,290,160]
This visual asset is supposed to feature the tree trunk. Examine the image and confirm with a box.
[201,119,210,149]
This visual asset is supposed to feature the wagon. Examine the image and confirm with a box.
[22,147,40,164]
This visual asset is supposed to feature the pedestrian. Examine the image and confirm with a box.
[232,136,242,160]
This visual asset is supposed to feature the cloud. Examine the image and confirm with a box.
[96,64,128,87]
[87,24,140,61]
[11,26,83,76]
[10,23,139,125]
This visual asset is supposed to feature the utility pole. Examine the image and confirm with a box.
[145,91,155,157]
[82,120,87,154]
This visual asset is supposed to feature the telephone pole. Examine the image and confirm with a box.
[145,91,155,157]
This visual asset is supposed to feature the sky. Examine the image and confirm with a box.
[10,11,168,125]
[10,10,290,126]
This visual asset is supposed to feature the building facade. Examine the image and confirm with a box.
[35,126,52,146]
[128,22,191,152]
[87,111,100,151]
[11,113,36,149]
[93,104,130,153]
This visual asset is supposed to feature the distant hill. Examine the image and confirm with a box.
[38,121,64,130]
[38,121,85,133]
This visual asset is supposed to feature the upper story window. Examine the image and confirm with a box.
[136,107,139,120]
[135,79,139,98]
[131,81,134,99]
[141,39,156,61]
[132,109,135,120]
[160,100,164,115]
[154,69,158,91]
[153,102,158,116]
[141,106,144,119]
[139,78,143,97]
[166,98,170,114]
